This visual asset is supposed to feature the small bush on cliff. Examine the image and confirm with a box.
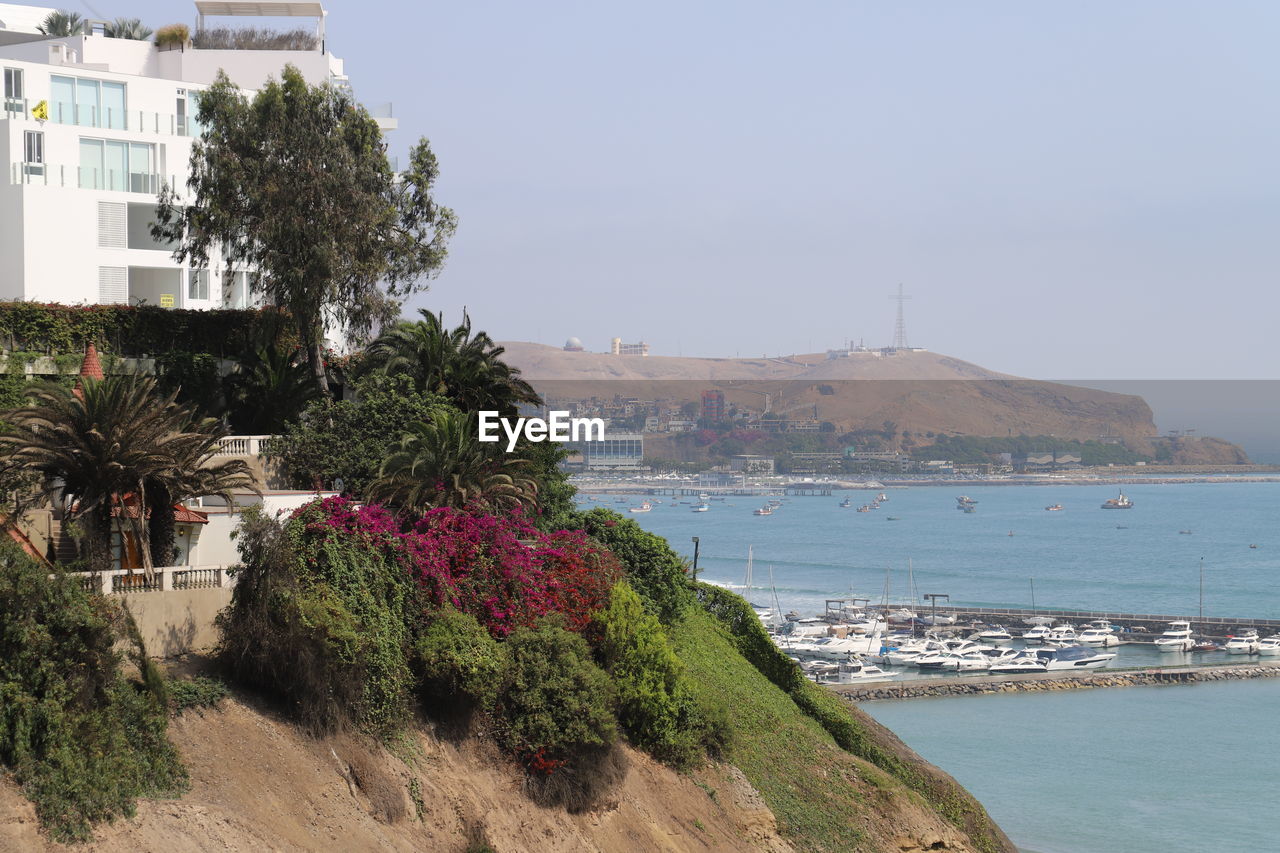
[415,607,506,715]
[593,581,723,768]
[494,617,624,810]
[575,509,691,622]
[0,543,186,841]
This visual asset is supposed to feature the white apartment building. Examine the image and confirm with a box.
[0,1,394,310]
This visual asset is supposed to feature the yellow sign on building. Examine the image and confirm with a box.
[31,100,48,121]
[159,294,175,308]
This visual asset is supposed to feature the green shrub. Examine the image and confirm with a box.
[575,509,691,622]
[594,582,714,768]
[495,617,623,810]
[0,544,186,841]
[169,676,230,715]
[217,508,385,735]
[415,608,506,712]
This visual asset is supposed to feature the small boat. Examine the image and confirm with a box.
[886,516,901,521]
[1078,627,1120,647]
[839,497,852,508]
[1256,636,1280,656]
[1191,641,1221,652]
[691,504,709,513]
[628,501,652,513]
[1224,631,1260,655]
[1022,624,1051,644]
[962,504,976,513]
[857,505,872,512]
[956,496,978,506]
[988,652,1049,674]
[753,506,773,516]
[1101,491,1133,509]
[1179,530,1193,535]
[1044,504,1064,512]
[1250,544,1259,549]
[976,627,1014,644]
[877,492,888,502]
[1154,621,1194,652]
[1046,625,1078,645]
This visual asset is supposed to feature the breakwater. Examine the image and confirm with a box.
[832,662,1280,702]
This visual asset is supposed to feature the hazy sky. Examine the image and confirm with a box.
[84,2,1280,378]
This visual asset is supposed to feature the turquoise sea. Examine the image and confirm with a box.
[592,482,1280,619]
[587,481,1280,852]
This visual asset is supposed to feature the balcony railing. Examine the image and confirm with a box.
[2,99,203,136]
[8,162,182,194]
[214,435,276,456]
[72,564,231,595]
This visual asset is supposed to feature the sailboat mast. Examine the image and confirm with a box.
[745,545,754,590]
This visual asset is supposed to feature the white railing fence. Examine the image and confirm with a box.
[71,564,231,595]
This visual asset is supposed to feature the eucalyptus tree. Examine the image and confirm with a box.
[153,66,457,397]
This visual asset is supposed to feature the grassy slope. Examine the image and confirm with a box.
[673,608,1012,853]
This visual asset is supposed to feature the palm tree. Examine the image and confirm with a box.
[358,310,540,415]
[367,411,538,515]
[222,344,320,435]
[37,10,85,36]
[145,416,257,566]
[107,18,153,40]
[0,374,254,574]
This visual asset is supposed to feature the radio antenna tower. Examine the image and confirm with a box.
[890,284,911,349]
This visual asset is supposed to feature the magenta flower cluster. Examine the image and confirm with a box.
[291,496,620,637]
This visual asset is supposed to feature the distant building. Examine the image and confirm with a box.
[730,454,775,475]
[667,419,696,433]
[563,337,585,352]
[701,389,725,421]
[610,337,649,356]
[698,470,744,488]
[576,432,644,471]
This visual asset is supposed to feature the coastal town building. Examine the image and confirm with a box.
[700,389,725,420]
[574,431,644,471]
[0,1,393,309]
[609,337,649,356]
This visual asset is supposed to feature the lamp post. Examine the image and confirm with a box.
[924,593,949,628]
[691,536,700,584]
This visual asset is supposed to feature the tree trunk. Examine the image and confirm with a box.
[147,483,177,567]
[88,507,113,574]
[307,339,331,399]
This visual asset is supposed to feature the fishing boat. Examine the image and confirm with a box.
[753,506,773,516]
[628,501,652,513]
[1101,491,1133,509]
[691,503,709,513]
[857,505,872,512]
[962,504,976,514]
[956,496,978,508]
[877,492,889,502]
[1044,504,1064,512]
[839,497,853,508]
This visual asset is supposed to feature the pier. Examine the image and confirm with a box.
[829,661,1280,702]
[940,606,1280,640]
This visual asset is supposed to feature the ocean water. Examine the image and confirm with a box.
[862,680,1280,853]
[593,482,1280,619]
[591,481,1280,851]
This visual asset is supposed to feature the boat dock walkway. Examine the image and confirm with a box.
[829,661,1280,702]
[945,607,1280,639]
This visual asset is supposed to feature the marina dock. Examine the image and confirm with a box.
[830,661,1280,702]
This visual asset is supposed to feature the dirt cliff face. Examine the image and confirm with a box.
[0,692,1010,853]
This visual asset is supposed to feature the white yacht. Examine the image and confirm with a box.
[976,627,1015,644]
[1045,625,1078,645]
[810,660,899,685]
[1224,631,1260,655]
[1256,636,1280,656]
[988,652,1049,674]
[1039,645,1116,670]
[1077,627,1120,647]
[1154,621,1195,653]
[881,638,946,667]
[1022,624,1052,644]
[918,650,991,672]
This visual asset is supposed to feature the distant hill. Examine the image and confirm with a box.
[500,343,1160,445]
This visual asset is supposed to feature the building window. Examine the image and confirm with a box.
[23,131,43,175]
[50,74,126,129]
[188,269,209,302]
[3,67,22,110]
[78,138,155,192]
